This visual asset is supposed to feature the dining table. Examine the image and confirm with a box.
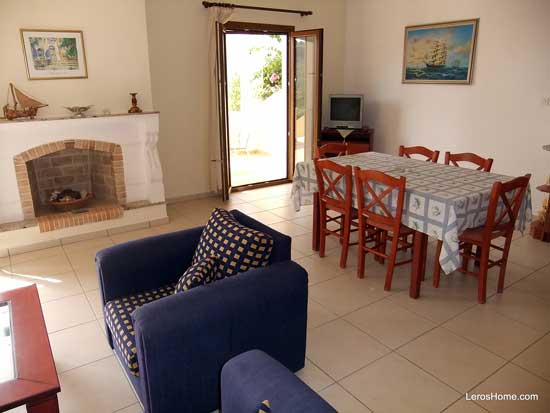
[291,152,532,298]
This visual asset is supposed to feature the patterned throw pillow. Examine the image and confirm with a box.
[174,255,217,294]
[193,208,274,280]
[258,400,271,413]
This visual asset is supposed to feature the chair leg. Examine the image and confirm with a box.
[357,219,366,279]
[319,204,327,258]
[339,213,351,268]
[433,240,443,288]
[378,231,387,264]
[498,236,513,293]
[478,247,490,304]
[384,237,399,291]
[461,244,472,272]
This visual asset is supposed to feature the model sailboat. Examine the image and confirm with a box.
[3,83,47,120]
[425,40,447,68]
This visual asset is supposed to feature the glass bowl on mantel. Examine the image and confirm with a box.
[64,105,93,118]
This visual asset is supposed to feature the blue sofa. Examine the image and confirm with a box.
[96,210,308,413]
[222,350,336,413]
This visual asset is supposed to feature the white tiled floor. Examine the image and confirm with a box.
[2,183,549,412]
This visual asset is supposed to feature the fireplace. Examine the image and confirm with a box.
[14,139,126,232]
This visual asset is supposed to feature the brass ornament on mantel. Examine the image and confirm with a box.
[128,92,142,113]
[2,83,48,120]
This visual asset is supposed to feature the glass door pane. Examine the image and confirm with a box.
[225,33,288,187]
[291,30,323,165]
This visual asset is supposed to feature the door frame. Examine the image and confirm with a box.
[288,29,324,175]
[220,21,295,192]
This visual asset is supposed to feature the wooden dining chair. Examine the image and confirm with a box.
[399,145,440,163]
[445,152,494,172]
[433,152,495,281]
[433,174,531,304]
[354,167,415,290]
[314,158,357,268]
[315,143,348,159]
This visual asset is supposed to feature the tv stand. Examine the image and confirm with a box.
[319,126,374,153]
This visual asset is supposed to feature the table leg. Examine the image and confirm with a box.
[27,395,59,413]
[410,231,427,299]
[312,192,320,251]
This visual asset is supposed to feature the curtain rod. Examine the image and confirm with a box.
[202,1,313,16]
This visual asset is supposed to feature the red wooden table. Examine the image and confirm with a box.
[0,285,60,413]
[312,192,427,299]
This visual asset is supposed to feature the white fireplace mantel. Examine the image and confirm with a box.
[0,112,165,224]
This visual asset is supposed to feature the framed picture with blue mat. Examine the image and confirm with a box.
[402,19,479,84]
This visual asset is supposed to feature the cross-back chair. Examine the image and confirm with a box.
[444,152,494,172]
[354,168,414,291]
[314,159,358,268]
[399,145,440,163]
[433,174,531,303]
[315,143,348,159]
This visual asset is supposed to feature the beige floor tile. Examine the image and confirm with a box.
[318,384,371,413]
[270,221,310,237]
[63,237,114,267]
[295,255,342,286]
[306,319,389,380]
[9,246,65,265]
[115,403,143,413]
[73,262,101,291]
[110,228,157,244]
[270,204,313,220]
[341,353,460,413]
[226,202,263,214]
[10,253,73,277]
[24,271,84,303]
[443,305,544,359]
[0,256,10,269]
[309,274,391,316]
[307,299,338,329]
[443,399,487,412]
[513,334,550,381]
[508,236,550,270]
[250,197,290,211]
[486,289,550,333]
[246,211,286,225]
[472,364,550,413]
[49,320,113,373]
[58,356,137,413]
[151,217,196,235]
[42,293,96,333]
[290,233,339,256]
[85,288,103,319]
[398,327,506,392]
[291,248,307,260]
[290,216,313,230]
[295,359,335,392]
[345,299,436,349]
[510,265,550,302]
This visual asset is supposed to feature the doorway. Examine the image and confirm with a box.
[218,22,323,197]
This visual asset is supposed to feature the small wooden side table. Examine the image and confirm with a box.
[0,285,60,412]
[531,184,550,242]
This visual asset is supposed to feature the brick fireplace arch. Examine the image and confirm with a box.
[14,139,127,221]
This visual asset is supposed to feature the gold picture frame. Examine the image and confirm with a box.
[402,19,479,84]
[20,29,88,80]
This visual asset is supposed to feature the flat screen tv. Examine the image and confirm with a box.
[328,94,363,129]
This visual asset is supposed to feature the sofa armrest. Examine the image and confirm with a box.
[132,260,308,413]
[96,226,204,305]
[231,209,291,263]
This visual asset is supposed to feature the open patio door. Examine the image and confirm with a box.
[289,29,323,171]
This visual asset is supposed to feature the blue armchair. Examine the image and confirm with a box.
[96,210,308,413]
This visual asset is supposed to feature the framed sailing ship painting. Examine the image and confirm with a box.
[402,19,479,84]
[20,29,88,80]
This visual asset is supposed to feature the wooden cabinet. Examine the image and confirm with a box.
[319,127,374,153]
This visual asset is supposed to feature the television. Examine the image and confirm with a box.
[328,94,363,129]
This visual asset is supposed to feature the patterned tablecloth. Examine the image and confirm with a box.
[291,152,532,274]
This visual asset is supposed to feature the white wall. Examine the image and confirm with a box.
[145,0,347,199]
[0,0,153,118]
[344,0,550,207]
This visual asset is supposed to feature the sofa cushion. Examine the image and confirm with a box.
[193,208,274,279]
[175,255,217,293]
[104,283,176,376]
